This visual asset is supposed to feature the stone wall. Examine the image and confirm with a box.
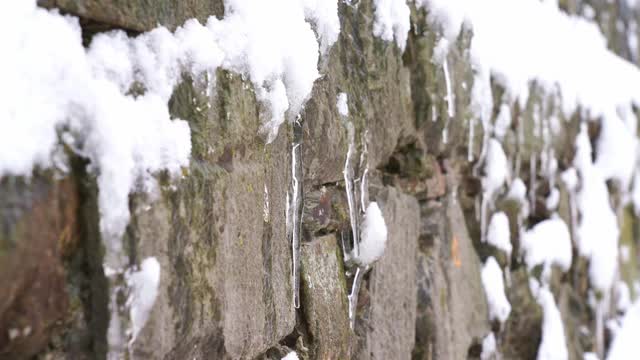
[1,1,640,359]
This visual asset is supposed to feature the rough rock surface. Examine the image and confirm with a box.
[1,1,640,360]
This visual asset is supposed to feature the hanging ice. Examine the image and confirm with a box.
[289,120,304,309]
[343,122,360,259]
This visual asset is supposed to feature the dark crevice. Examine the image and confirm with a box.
[70,155,109,360]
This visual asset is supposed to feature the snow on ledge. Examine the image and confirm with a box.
[481,256,511,324]
[0,0,340,266]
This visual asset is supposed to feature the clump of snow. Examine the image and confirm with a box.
[355,202,388,265]
[615,282,631,313]
[607,300,640,360]
[545,187,560,211]
[417,0,640,118]
[480,332,497,360]
[1,0,341,354]
[126,257,161,342]
[281,351,299,360]
[337,92,349,117]
[583,353,599,360]
[494,104,512,140]
[573,125,620,292]
[561,168,579,192]
[536,287,569,360]
[486,212,512,257]
[215,0,330,143]
[416,1,640,250]
[0,0,341,263]
[481,257,511,323]
[507,177,527,202]
[483,138,509,199]
[300,0,341,54]
[0,1,193,269]
[594,106,638,190]
[372,0,411,50]
[520,217,572,278]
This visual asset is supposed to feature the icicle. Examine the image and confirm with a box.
[480,195,489,243]
[348,265,368,329]
[443,58,455,119]
[205,70,213,98]
[285,192,290,231]
[359,131,370,212]
[515,112,524,177]
[431,104,437,123]
[106,273,127,360]
[263,183,270,223]
[289,119,304,309]
[468,117,475,162]
[103,230,130,359]
[442,58,455,145]
[443,122,449,144]
[529,153,537,211]
[344,122,360,258]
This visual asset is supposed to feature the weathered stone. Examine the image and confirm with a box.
[38,0,224,32]
[122,74,295,359]
[414,180,490,360]
[4,1,640,360]
[302,0,416,187]
[499,268,542,360]
[0,175,79,359]
[302,185,349,237]
[355,187,419,360]
[300,234,351,359]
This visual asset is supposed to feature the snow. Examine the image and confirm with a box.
[483,139,509,199]
[482,257,511,323]
[417,0,640,235]
[356,202,388,265]
[620,245,630,264]
[584,353,599,360]
[0,2,193,269]
[0,0,341,354]
[480,332,497,360]
[573,125,620,292]
[372,0,411,50]
[215,0,330,142]
[536,287,569,360]
[632,170,640,215]
[337,92,349,117]
[126,257,161,342]
[520,217,572,278]
[594,106,638,190]
[507,177,528,202]
[301,0,341,54]
[545,188,560,211]
[494,104,512,140]
[607,300,640,360]
[282,351,299,360]
[561,168,579,192]
[0,0,340,259]
[615,282,631,313]
[417,0,640,118]
[486,212,512,257]
[434,38,456,122]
